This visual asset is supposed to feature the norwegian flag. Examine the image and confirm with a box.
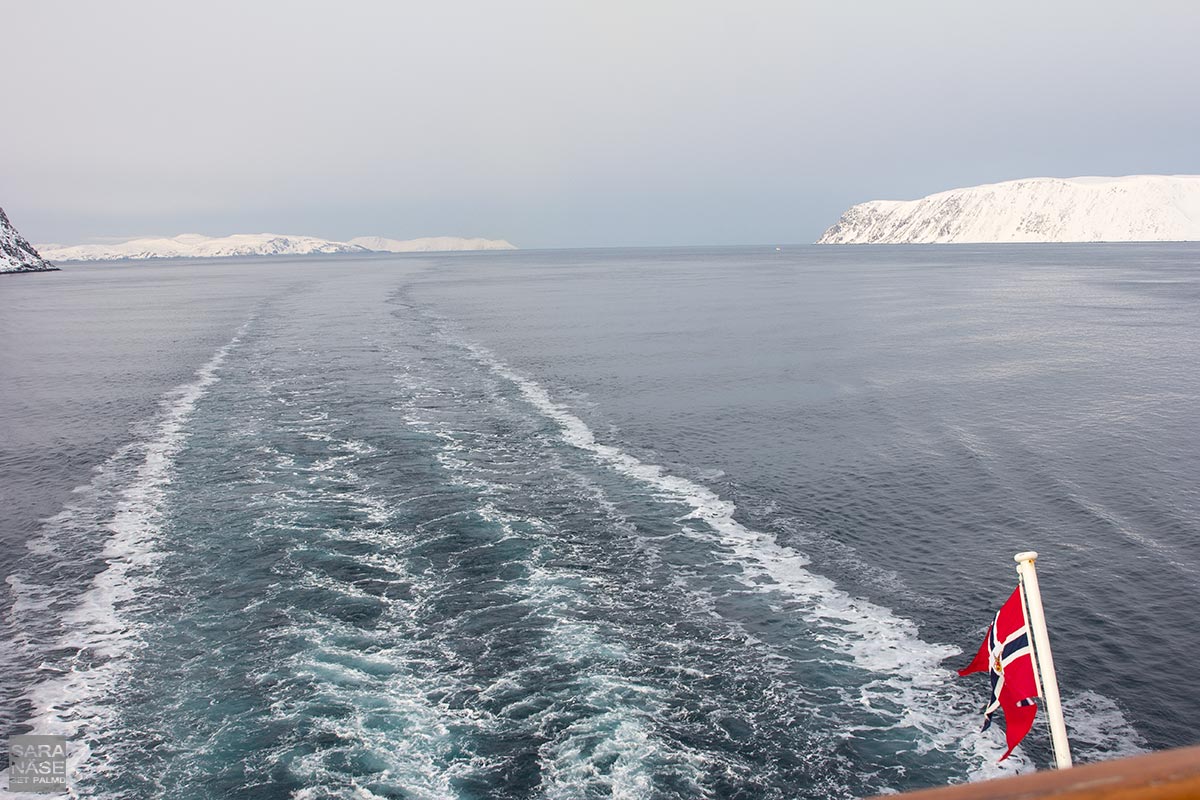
[959,587,1040,760]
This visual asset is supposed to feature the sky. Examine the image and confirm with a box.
[3,0,1199,249]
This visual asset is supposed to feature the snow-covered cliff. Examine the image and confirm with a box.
[1,207,57,273]
[39,232,519,262]
[817,175,1200,244]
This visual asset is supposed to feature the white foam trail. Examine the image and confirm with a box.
[1,324,248,797]
[459,342,1033,779]
[394,376,714,795]
[1061,691,1148,761]
[393,323,1146,782]
[235,370,486,798]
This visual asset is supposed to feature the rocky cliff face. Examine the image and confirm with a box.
[0,208,57,273]
[818,175,1200,244]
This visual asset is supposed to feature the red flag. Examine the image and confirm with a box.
[959,587,1040,760]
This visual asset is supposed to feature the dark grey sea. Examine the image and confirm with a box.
[1,244,1197,798]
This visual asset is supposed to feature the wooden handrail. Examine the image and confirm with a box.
[866,745,1200,800]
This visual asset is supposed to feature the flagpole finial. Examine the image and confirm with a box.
[1015,551,1038,563]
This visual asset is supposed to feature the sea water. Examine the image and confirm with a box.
[1,245,1197,798]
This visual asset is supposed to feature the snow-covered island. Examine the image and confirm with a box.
[39,233,517,262]
[817,175,1200,244]
[1,207,58,273]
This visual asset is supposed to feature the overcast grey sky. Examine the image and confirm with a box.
[3,1,1198,248]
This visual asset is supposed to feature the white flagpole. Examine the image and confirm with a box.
[1014,551,1073,769]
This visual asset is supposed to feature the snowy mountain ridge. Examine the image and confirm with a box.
[817,175,1200,244]
[1,207,57,273]
[39,233,517,262]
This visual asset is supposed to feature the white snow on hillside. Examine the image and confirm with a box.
[40,233,518,262]
[40,233,367,262]
[817,175,1200,244]
[1,207,57,273]
[348,236,516,252]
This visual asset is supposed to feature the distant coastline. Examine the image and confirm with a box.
[38,233,517,263]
